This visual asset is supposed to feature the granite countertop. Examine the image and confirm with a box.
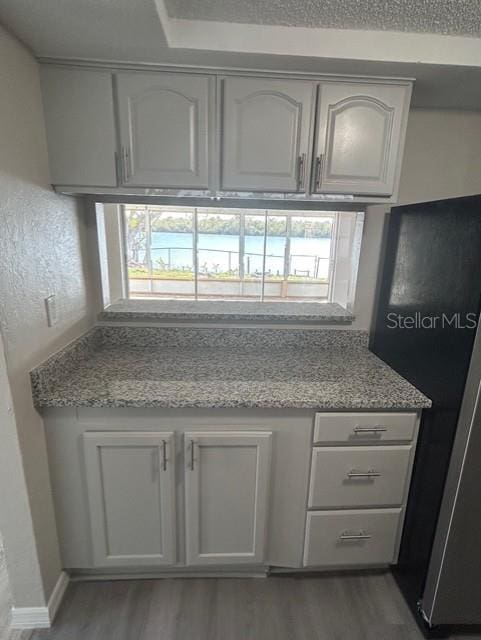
[31,327,431,410]
[98,299,354,324]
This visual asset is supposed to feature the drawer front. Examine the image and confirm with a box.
[308,445,412,508]
[304,508,401,567]
[314,412,417,444]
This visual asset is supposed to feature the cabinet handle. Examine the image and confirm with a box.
[114,151,121,186]
[162,439,168,471]
[339,531,372,541]
[121,146,131,183]
[121,146,126,183]
[189,440,195,470]
[127,147,133,181]
[353,426,388,434]
[314,154,323,191]
[296,153,306,191]
[347,469,381,479]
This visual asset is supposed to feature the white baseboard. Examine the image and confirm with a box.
[47,570,69,622]
[10,571,69,630]
[72,569,268,581]
[10,607,50,629]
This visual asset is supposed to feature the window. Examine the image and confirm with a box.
[118,205,364,309]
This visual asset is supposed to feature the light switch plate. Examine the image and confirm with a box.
[45,294,57,327]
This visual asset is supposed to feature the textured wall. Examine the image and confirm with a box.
[0,26,100,606]
[398,109,481,205]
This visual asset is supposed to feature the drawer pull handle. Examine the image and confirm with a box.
[339,531,372,541]
[347,469,381,479]
[353,426,388,433]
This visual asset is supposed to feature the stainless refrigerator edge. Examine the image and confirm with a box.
[370,194,481,631]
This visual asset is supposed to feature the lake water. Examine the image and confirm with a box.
[143,232,331,279]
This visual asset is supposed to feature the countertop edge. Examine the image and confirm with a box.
[98,300,355,325]
[34,398,431,410]
[98,311,355,324]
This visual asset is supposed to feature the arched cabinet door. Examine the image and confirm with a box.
[221,77,316,192]
[116,72,213,188]
[314,82,411,196]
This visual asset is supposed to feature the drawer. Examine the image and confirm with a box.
[314,412,417,444]
[303,508,401,567]
[308,445,412,508]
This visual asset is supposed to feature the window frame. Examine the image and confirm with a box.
[96,200,364,311]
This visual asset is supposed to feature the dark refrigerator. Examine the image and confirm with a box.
[370,194,481,632]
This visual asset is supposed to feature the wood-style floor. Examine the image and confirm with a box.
[3,570,481,640]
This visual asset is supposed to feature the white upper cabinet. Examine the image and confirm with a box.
[40,67,117,187]
[40,64,412,200]
[313,82,411,196]
[221,77,316,192]
[116,72,213,188]
[83,432,176,567]
[184,431,272,565]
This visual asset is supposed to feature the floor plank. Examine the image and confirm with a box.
[1,567,480,640]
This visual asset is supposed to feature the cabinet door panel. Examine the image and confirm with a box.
[116,72,212,188]
[221,78,315,192]
[184,431,272,565]
[315,82,410,196]
[83,432,175,567]
[40,67,117,187]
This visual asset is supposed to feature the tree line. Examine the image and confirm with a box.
[138,214,333,238]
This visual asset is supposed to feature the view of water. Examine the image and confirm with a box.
[143,232,331,279]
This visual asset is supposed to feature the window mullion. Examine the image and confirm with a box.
[261,210,268,302]
[239,211,245,299]
[327,212,339,302]
[193,208,198,301]
[120,204,130,300]
[285,214,291,286]
[145,207,153,295]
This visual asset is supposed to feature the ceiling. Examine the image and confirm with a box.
[0,0,168,62]
[165,0,481,37]
[1,0,481,109]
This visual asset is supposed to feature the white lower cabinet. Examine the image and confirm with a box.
[83,432,176,567]
[47,409,419,573]
[184,431,272,565]
[303,412,420,569]
[304,509,402,567]
[82,427,273,569]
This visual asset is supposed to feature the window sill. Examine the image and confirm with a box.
[98,299,354,325]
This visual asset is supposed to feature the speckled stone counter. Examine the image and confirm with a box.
[31,327,431,410]
[98,299,354,324]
